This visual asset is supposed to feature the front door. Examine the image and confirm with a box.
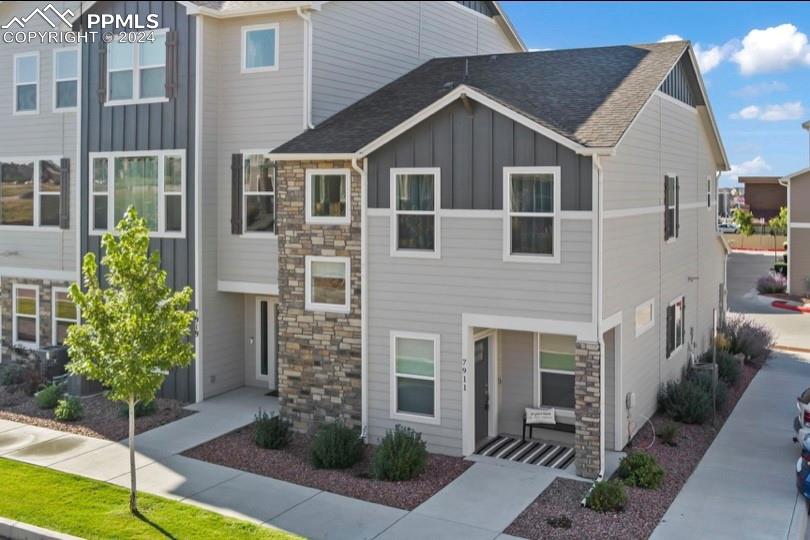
[255,297,276,390]
[475,337,490,446]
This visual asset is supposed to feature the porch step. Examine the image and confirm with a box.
[474,435,575,470]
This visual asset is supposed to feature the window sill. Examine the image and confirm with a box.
[390,410,441,426]
[503,252,560,264]
[635,322,655,338]
[391,248,440,260]
[241,65,279,74]
[105,97,169,107]
[0,225,62,233]
[89,230,185,239]
[306,217,351,226]
[240,232,278,239]
[12,340,38,350]
[12,109,39,116]
[53,107,78,114]
[305,302,350,315]
[667,344,684,359]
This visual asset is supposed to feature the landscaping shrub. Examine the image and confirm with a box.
[310,421,363,469]
[688,370,728,410]
[253,409,291,450]
[586,480,626,512]
[118,400,157,418]
[715,332,731,352]
[0,364,24,386]
[54,395,83,421]
[756,272,786,294]
[720,315,775,362]
[371,425,428,481]
[658,378,712,424]
[658,421,679,447]
[35,383,64,409]
[698,350,741,387]
[617,452,664,489]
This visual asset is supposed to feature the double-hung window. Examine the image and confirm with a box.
[666,296,685,358]
[242,23,279,73]
[305,256,350,313]
[664,175,679,241]
[14,52,39,114]
[538,334,575,409]
[504,167,560,263]
[52,288,78,346]
[306,169,350,225]
[53,48,79,111]
[90,150,185,236]
[244,154,275,233]
[391,168,439,257]
[0,158,62,228]
[391,332,440,424]
[108,30,167,104]
[13,284,38,347]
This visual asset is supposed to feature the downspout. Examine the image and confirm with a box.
[351,156,368,440]
[296,7,315,130]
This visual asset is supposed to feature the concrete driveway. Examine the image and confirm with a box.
[727,252,809,351]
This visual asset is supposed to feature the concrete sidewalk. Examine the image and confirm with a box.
[652,352,810,540]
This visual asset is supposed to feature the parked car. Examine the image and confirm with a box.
[719,222,738,234]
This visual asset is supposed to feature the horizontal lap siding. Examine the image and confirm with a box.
[790,174,810,294]
[367,216,592,455]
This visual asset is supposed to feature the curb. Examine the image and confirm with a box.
[0,517,83,540]
[774,345,810,355]
[787,494,807,540]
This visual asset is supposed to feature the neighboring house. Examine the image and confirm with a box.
[65,0,523,402]
[269,41,728,478]
[738,176,786,221]
[780,168,810,296]
[0,1,81,358]
[717,187,732,218]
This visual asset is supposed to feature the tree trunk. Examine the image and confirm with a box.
[129,395,137,513]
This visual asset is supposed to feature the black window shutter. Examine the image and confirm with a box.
[97,45,107,104]
[231,153,243,234]
[675,177,680,238]
[681,297,686,344]
[165,30,178,99]
[663,176,671,240]
[59,158,70,229]
[666,305,675,357]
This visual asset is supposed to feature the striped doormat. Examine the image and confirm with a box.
[474,435,575,470]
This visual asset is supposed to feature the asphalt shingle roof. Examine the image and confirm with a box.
[273,41,691,154]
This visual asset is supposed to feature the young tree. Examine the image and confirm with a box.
[732,207,755,237]
[65,207,195,513]
[768,206,788,236]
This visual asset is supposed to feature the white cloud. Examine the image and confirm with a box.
[730,101,805,121]
[694,41,738,73]
[720,156,772,184]
[732,24,810,75]
[734,81,789,98]
[658,34,684,43]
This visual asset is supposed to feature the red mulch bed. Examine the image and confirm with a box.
[0,386,192,441]
[182,427,471,510]
[505,361,761,540]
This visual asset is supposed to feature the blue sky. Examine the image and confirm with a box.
[501,1,810,187]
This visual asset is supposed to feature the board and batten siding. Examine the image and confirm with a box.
[310,0,519,125]
[368,100,592,211]
[78,1,196,402]
[0,1,80,275]
[789,172,810,295]
[601,93,725,448]
[367,216,593,455]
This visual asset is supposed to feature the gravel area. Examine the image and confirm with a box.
[0,386,192,441]
[505,361,761,540]
[183,427,471,510]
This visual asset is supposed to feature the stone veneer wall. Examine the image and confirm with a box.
[574,340,601,479]
[275,160,363,432]
[1,277,71,359]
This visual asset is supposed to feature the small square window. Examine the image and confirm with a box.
[306,169,350,224]
[305,256,350,313]
[242,24,279,73]
[635,299,655,337]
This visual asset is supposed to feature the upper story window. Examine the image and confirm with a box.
[13,284,39,348]
[53,48,79,111]
[90,150,185,237]
[306,169,350,225]
[107,30,167,104]
[504,166,560,263]
[390,168,440,258]
[305,256,350,314]
[664,175,679,241]
[242,23,279,73]
[244,154,275,233]
[14,52,39,114]
[0,158,64,228]
[53,288,78,346]
[635,298,655,337]
[390,331,440,424]
[666,296,685,358]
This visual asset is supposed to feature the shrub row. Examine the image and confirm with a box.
[658,370,727,425]
[719,315,774,363]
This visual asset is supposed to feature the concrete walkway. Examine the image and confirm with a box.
[652,351,810,540]
[0,387,566,539]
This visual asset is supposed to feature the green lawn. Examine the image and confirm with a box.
[0,458,299,540]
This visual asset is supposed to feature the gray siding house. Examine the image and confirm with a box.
[270,41,729,478]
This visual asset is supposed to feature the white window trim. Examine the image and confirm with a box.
[669,295,685,356]
[389,167,441,259]
[304,255,350,314]
[635,298,655,337]
[503,166,561,264]
[106,28,169,106]
[535,333,576,414]
[389,330,441,425]
[12,283,39,349]
[53,47,79,113]
[665,173,679,243]
[241,23,280,74]
[0,156,63,230]
[305,168,351,225]
[242,150,276,236]
[88,149,186,238]
[13,51,39,115]
[52,286,78,346]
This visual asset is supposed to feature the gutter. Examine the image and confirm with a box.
[296,7,315,130]
[351,157,369,440]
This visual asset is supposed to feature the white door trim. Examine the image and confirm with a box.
[474,329,499,440]
[254,296,275,388]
